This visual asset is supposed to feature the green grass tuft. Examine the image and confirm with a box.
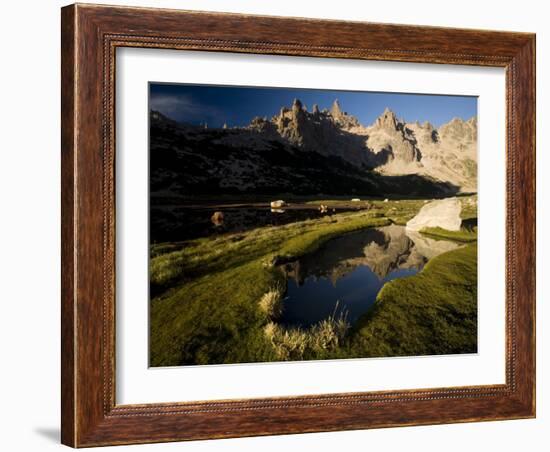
[258,286,285,319]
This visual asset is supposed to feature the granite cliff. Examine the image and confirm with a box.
[150,98,477,197]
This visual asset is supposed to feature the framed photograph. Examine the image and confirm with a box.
[61,3,536,447]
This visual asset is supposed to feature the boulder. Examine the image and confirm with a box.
[406,198,462,231]
[211,211,224,225]
[270,200,286,208]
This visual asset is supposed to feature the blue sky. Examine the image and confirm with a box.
[150,83,477,129]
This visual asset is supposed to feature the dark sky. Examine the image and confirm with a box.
[149,83,477,129]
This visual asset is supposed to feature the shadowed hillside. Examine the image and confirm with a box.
[150,104,463,198]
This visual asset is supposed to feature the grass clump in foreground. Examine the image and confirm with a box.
[258,285,285,319]
[149,210,390,366]
[347,243,477,358]
[264,308,350,361]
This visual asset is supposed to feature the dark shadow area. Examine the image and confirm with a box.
[462,217,478,230]
[149,111,460,200]
[34,427,60,443]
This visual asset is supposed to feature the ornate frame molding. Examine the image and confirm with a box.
[62,4,535,447]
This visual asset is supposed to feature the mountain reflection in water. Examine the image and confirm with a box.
[279,225,461,328]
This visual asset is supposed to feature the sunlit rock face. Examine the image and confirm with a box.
[264,98,375,167]
[244,101,478,190]
[406,117,478,192]
[363,108,422,174]
[406,198,462,232]
[150,99,477,197]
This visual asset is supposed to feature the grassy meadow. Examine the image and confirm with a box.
[150,196,478,366]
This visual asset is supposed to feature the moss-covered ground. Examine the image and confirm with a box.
[347,243,477,357]
[150,195,477,366]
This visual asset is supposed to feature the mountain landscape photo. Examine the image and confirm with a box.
[149,84,478,367]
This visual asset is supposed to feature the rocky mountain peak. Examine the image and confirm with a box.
[242,98,370,167]
[292,98,304,112]
[329,99,360,129]
[151,100,478,195]
[375,108,398,130]
[422,121,434,130]
[439,116,477,143]
[255,98,361,140]
[331,99,344,119]
[448,117,465,126]
[208,100,477,192]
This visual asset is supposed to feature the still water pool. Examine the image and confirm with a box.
[278,225,461,328]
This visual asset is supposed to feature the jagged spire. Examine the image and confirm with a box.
[382,107,396,118]
[292,98,303,111]
[331,99,343,118]
[312,104,320,115]
[376,108,397,129]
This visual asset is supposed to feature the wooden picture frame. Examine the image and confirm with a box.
[61,3,536,447]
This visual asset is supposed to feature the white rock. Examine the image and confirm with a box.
[406,198,462,231]
[270,200,286,208]
[351,198,361,202]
